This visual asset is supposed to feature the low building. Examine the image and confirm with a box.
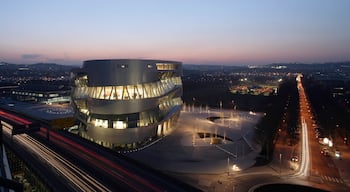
[10,83,71,104]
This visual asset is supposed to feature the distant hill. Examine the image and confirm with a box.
[183,64,246,70]
[0,62,76,72]
[266,62,350,71]
[184,62,350,70]
[182,61,350,75]
[2,61,350,73]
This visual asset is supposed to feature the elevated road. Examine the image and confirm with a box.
[2,127,109,191]
[31,128,200,191]
[1,107,200,191]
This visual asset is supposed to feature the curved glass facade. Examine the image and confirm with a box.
[70,59,183,150]
[73,76,182,101]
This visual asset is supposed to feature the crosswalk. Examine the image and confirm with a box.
[321,175,344,184]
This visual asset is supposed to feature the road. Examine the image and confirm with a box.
[1,109,111,191]
[31,128,200,191]
[2,126,110,191]
[207,75,350,192]
[296,74,348,191]
[292,117,310,177]
[1,108,199,191]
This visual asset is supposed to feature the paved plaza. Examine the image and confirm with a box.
[128,107,263,174]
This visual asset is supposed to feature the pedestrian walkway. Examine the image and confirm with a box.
[321,175,344,184]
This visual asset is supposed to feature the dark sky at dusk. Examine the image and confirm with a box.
[1,0,350,66]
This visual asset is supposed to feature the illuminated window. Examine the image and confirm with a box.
[122,86,129,100]
[110,86,116,99]
[104,86,112,99]
[113,121,127,129]
[115,86,123,99]
[136,84,143,99]
[84,75,180,100]
[156,63,176,70]
[127,85,136,99]
[95,119,108,128]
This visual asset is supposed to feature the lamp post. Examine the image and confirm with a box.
[227,156,230,176]
[220,100,223,125]
[279,153,282,175]
[231,100,234,117]
[192,97,196,112]
[192,125,196,146]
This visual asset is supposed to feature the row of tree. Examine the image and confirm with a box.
[254,77,299,164]
[302,76,350,141]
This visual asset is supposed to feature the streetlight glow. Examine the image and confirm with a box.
[232,164,240,171]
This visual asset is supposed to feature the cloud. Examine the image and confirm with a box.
[21,54,42,59]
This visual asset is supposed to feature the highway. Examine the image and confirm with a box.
[3,126,110,191]
[32,128,199,191]
[0,109,31,125]
[1,109,112,191]
[1,108,199,191]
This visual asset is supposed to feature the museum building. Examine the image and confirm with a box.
[71,59,183,150]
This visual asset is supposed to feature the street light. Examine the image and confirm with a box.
[220,101,223,125]
[227,157,230,175]
[192,97,196,112]
[323,137,329,145]
[232,164,240,171]
[279,153,282,175]
[328,140,333,147]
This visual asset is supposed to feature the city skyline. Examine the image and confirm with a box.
[1,0,350,66]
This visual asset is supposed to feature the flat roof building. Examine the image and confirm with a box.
[71,59,183,150]
[10,84,71,104]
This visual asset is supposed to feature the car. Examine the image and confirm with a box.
[321,148,330,156]
[335,150,342,159]
[291,156,299,162]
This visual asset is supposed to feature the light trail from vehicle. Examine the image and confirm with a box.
[1,109,190,191]
[0,109,32,124]
[38,128,164,192]
[294,118,310,177]
[2,125,111,192]
[293,74,310,178]
[1,109,163,191]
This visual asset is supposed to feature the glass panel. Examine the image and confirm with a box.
[100,87,105,99]
[84,77,181,101]
[104,86,112,99]
[95,87,100,98]
[115,86,123,100]
[110,86,116,100]
[143,84,150,98]
[122,86,129,100]
[136,84,143,99]
[127,85,136,99]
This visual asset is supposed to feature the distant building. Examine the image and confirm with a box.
[9,83,71,104]
[71,59,183,150]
